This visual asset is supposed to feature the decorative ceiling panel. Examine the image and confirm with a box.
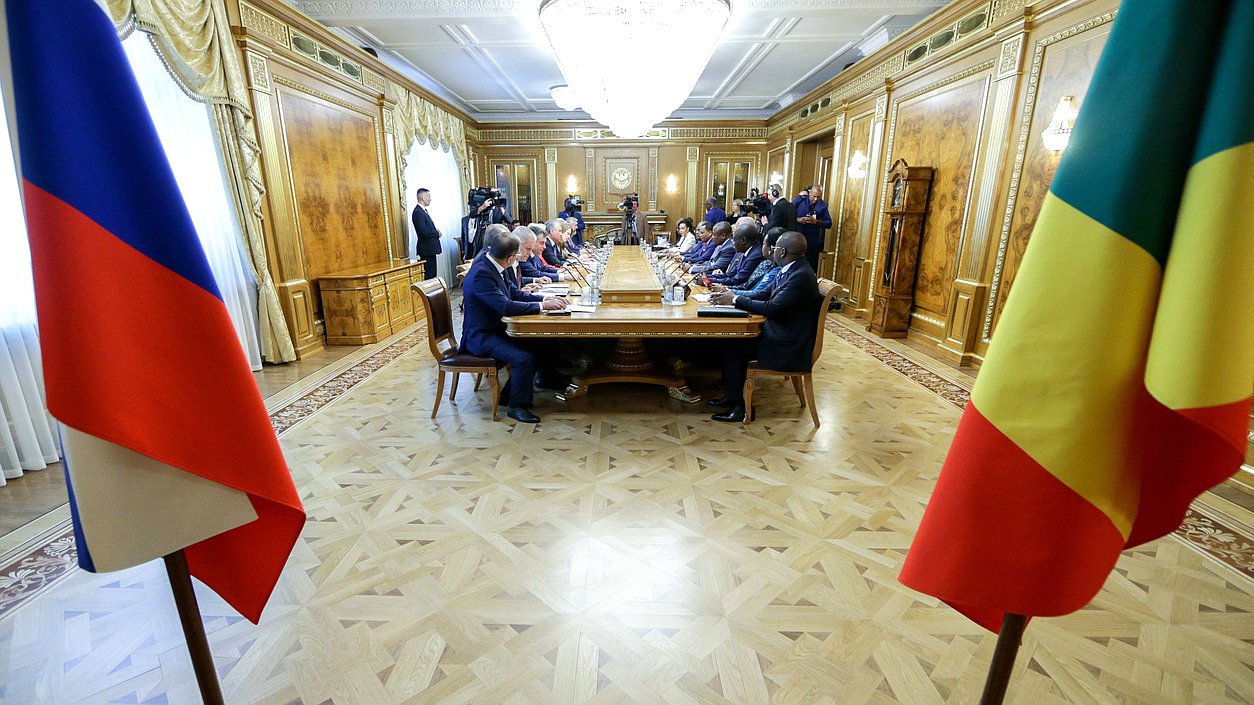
[291,0,946,122]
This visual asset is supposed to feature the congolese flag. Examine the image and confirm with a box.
[1,0,305,622]
[900,0,1254,632]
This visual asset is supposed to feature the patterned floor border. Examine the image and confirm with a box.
[824,314,1254,582]
[2,318,1250,624]
[0,328,429,622]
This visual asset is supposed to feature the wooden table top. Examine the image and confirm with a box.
[504,246,764,338]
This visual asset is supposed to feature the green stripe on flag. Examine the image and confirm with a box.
[1192,0,1254,163]
[1049,0,1227,266]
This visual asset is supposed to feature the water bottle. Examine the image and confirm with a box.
[661,281,672,304]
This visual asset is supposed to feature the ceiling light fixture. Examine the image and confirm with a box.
[1041,96,1078,152]
[550,85,580,111]
[539,0,731,138]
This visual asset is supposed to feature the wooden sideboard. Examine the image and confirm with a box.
[318,259,426,345]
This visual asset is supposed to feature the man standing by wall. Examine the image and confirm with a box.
[411,187,441,281]
[795,186,831,273]
[704,196,726,227]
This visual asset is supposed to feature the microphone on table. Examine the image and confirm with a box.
[563,264,591,291]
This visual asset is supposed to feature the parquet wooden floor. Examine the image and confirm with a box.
[0,330,1251,705]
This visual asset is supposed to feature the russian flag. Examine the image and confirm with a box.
[1,1,305,622]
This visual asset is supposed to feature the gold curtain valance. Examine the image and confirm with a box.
[393,89,471,195]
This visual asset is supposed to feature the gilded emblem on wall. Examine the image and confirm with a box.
[611,167,632,190]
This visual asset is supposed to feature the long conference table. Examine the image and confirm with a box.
[504,246,764,403]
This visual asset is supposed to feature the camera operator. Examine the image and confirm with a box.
[559,195,586,248]
[617,193,640,244]
[765,183,797,233]
[462,188,510,260]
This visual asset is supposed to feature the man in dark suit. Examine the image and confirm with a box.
[704,197,727,228]
[795,186,832,273]
[707,232,822,422]
[542,219,568,267]
[559,196,586,248]
[766,183,797,233]
[411,188,442,281]
[461,231,568,423]
[706,221,764,287]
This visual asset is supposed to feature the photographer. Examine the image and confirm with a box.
[463,188,510,260]
[559,195,586,248]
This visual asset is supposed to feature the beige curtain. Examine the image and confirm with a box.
[393,88,471,198]
[108,0,296,362]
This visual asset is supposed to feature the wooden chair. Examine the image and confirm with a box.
[743,279,842,427]
[411,278,504,421]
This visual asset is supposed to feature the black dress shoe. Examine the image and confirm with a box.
[706,397,733,408]
[507,406,541,423]
[711,407,746,423]
[535,374,572,391]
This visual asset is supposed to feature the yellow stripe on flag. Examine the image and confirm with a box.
[1146,142,1254,410]
[974,194,1161,539]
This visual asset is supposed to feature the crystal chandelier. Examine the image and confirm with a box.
[539,0,731,138]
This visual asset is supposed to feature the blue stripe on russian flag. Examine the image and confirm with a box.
[5,0,221,298]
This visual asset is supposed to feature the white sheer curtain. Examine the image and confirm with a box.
[404,141,464,286]
[0,66,59,484]
[123,34,263,370]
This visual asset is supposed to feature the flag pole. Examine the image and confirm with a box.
[163,550,226,705]
[978,612,1028,705]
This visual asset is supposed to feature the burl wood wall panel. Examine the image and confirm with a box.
[836,113,873,291]
[992,27,1111,330]
[278,89,388,279]
[890,78,988,320]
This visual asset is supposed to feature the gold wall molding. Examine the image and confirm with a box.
[362,68,386,94]
[874,94,889,121]
[648,147,659,210]
[991,0,1037,20]
[577,128,668,140]
[982,9,1117,342]
[247,53,271,93]
[668,127,768,140]
[479,128,577,142]
[585,149,596,210]
[382,107,394,135]
[997,33,1025,78]
[903,3,990,68]
[239,1,290,49]
[896,59,996,103]
[289,29,365,86]
[834,113,846,137]
[272,74,372,116]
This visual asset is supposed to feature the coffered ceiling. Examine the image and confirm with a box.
[286,0,947,123]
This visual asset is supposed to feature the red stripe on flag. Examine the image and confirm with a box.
[1128,391,1249,547]
[23,182,304,622]
[899,403,1125,632]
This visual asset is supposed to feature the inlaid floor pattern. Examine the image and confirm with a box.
[1,333,1251,705]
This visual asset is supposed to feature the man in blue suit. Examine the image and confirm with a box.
[796,186,832,273]
[706,222,764,287]
[461,231,568,423]
[704,197,726,227]
[678,221,715,264]
[707,232,823,422]
[689,221,735,275]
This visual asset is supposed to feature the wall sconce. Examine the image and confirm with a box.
[769,171,784,186]
[666,174,678,193]
[566,174,578,193]
[847,149,868,179]
[1041,96,1078,152]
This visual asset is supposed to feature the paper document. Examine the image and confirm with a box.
[567,304,597,313]
[693,293,711,303]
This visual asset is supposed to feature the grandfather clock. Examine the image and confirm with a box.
[869,159,934,338]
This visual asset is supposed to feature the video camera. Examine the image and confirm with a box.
[617,193,639,212]
[748,193,772,216]
[563,195,583,213]
[467,186,506,212]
